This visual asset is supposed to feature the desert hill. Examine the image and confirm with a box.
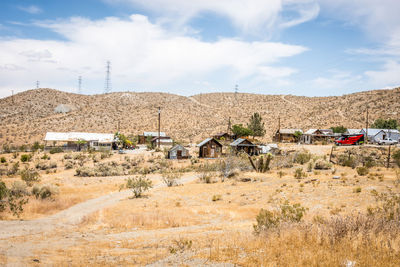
[1,87,400,146]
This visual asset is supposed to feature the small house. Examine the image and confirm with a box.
[138,132,166,144]
[302,129,337,144]
[151,136,174,147]
[197,138,223,158]
[230,138,259,155]
[167,145,190,159]
[360,128,400,143]
[44,132,115,151]
[273,129,303,143]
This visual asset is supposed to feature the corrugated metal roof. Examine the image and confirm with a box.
[143,132,166,137]
[279,129,303,134]
[196,138,222,147]
[169,144,187,152]
[230,138,244,146]
[304,129,318,135]
[346,129,361,134]
[44,132,114,143]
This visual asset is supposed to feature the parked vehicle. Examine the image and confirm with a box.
[377,138,398,145]
[335,134,364,146]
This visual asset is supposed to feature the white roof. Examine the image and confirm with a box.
[304,129,318,135]
[44,132,114,143]
[346,129,361,134]
[361,128,399,136]
[143,132,166,137]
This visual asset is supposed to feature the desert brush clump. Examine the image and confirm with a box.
[294,152,311,165]
[356,166,369,176]
[253,201,307,234]
[20,168,40,186]
[32,184,59,199]
[126,175,153,198]
[0,180,29,217]
[294,168,307,179]
[75,162,125,177]
[314,159,332,170]
[162,171,182,187]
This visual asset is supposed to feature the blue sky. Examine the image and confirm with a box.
[0,0,399,98]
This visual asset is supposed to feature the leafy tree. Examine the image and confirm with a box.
[232,124,253,138]
[126,175,153,198]
[330,126,347,133]
[371,118,398,129]
[247,112,266,138]
[294,131,303,142]
[75,139,87,151]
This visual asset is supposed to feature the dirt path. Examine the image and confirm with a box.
[280,95,302,109]
[0,175,198,266]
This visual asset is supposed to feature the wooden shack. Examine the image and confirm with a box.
[302,129,337,144]
[230,138,259,155]
[273,129,303,143]
[138,132,166,144]
[197,138,222,158]
[167,144,190,159]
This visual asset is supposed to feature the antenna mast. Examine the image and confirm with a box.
[104,61,111,94]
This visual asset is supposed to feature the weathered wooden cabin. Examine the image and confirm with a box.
[138,132,166,144]
[197,138,222,158]
[302,129,338,144]
[273,129,303,143]
[230,138,259,155]
[167,144,190,159]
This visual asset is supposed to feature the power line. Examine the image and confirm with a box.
[104,61,112,94]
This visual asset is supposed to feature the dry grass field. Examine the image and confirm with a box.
[1,87,400,147]
[0,144,400,266]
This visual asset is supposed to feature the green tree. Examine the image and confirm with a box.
[330,126,347,133]
[247,112,266,139]
[294,131,303,142]
[371,118,398,129]
[231,124,253,138]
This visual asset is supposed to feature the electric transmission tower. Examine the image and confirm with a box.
[234,84,238,101]
[36,81,40,89]
[78,76,82,94]
[104,61,112,94]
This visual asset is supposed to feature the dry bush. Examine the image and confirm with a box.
[314,159,332,170]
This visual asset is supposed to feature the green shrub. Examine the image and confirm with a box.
[253,201,307,234]
[20,154,32,162]
[49,147,63,154]
[294,152,311,165]
[393,149,400,167]
[0,181,28,216]
[10,181,29,197]
[338,154,357,168]
[126,175,153,198]
[20,168,40,186]
[32,184,59,199]
[353,187,362,193]
[41,154,50,160]
[294,168,307,179]
[356,166,369,176]
[0,157,6,163]
[314,159,332,170]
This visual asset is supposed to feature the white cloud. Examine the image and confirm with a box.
[0,15,307,97]
[105,0,320,34]
[17,5,43,15]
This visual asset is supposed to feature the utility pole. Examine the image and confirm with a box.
[227,117,231,134]
[78,76,82,94]
[11,90,14,104]
[365,108,369,144]
[158,107,161,148]
[278,116,281,142]
[104,61,111,94]
[36,81,40,89]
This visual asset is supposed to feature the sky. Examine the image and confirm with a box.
[0,0,399,98]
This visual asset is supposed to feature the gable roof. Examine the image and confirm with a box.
[346,129,361,135]
[196,138,222,147]
[169,144,188,152]
[230,138,255,146]
[304,129,318,135]
[361,128,400,136]
[278,129,303,134]
[44,132,114,143]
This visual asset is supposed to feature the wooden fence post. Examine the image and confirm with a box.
[387,145,391,169]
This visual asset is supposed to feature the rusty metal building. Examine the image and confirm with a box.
[197,138,223,158]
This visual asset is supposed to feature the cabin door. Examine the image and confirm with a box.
[177,150,182,159]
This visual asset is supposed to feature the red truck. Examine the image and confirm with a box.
[335,134,364,146]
